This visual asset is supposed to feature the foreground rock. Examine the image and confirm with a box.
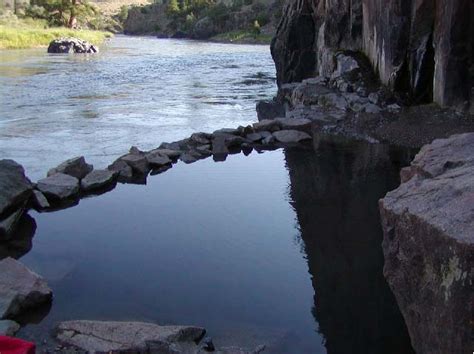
[48,156,93,180]
[379,133,474,354]
[47,38,99,54]
[37,173,80,200]
[0,257,52,319]
[55,320,205,352]
[0,160,32,217]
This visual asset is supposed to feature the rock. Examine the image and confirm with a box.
[379,133,474,354]
[190,133,212,145]
[47,156,93,180]
[387,103,401,113]
[145,151,172,167]
[275,117,312,131]
[0,208,25,241]
[55,320,205,353]
[179,151,200,164]
[191,16,216,39]
[0,320,20,336]
[81,170,117,192]
[256,100,286,121]
[108,160,133,180]
[32,190,50,210]
[213,128,241,136]
[252,120,281,133]
[47,37,99,54]
[331,52,360,78]
[246,133,264,142]
[119,154,149,175]
[37,173,80,200]
[0,257,52,319]
[151,148,182,160]
[0,160,33,217]
[271,0,472,108]
[129,146,144,155]
[212,136,229,161]
[272,130,312,143]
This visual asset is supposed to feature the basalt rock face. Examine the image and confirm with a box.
[379,133,474,354]
[271,0,472,108]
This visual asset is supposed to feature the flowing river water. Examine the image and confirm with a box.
[0,36,415,353]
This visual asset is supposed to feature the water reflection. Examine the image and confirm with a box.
[0,213,36,260]
[284,137,416,353]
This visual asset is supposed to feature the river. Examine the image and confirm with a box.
[0,35,275,180]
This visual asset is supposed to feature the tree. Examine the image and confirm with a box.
[166,0,180,15]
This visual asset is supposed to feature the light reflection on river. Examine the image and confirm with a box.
[0,35,275,179]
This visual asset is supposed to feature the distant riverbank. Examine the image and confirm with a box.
[0,18,111,49]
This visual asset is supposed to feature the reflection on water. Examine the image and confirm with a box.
[0,36,275,179]
[285,137,416,353]
[7,138,416,353]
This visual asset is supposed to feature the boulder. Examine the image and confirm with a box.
[246,133,264,142]
[0,257,52,319]
[212,136,229,161]
[252,120,281,133]
[47,156,93,180]
[108,160,133,180]
[81,170,117,192]
[37,173,80,200]
[145,151,172,167]
[179,151,201,164]
[47,37,99,54]
[119,154,149,175]
[0,319,20,336]
[379,133,474,354]
[55,320,205,353]
[272,130,312,143]
[151,148,182,160]
[0,160,32,217]
[256,100,285,121]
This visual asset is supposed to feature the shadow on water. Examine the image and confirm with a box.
[284,136,416,354]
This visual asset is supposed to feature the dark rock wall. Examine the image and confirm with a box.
[272,0,472,108]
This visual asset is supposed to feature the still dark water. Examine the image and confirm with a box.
[6,138,415,353]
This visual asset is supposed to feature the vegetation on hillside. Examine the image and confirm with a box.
[0,16,111,48]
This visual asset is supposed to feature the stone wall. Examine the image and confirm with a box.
[271,0,473,109]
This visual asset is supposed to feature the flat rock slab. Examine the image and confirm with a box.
[48,156,93,180]
[0,160,32,217]
[81,170,117,192]
[252,120,281,132]
[56,320,205,353]
[380,133,474,354]
[272,130,312,143]
[0,319,20,336]
[0,257,52,319]
[37,173,79,200]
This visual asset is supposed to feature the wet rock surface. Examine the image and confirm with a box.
[81,169,117,192]
[0,257,52,319]
[47,38,99,54]
[379,133,474,354]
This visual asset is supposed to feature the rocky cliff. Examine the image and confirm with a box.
[271,0,473,109]
[379,133,474,354]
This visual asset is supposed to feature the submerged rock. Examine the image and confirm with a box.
[47,38,99,54]
[47,156,93,180]
[379,133,474,354]
[0,160,33,217]
[81,169,117,192]
[55,320,205,353]
[272,130,312,143]
[37,173,80,200]
[0,257,52,319]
